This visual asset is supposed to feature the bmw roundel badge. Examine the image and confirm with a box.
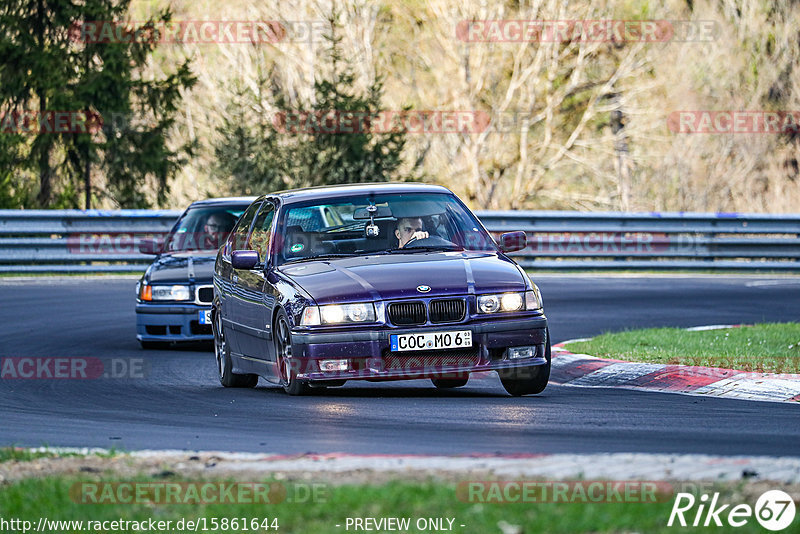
[417,285,431,293]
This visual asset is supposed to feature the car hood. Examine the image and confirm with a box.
[145,251,217,284]
[278,251,527,304]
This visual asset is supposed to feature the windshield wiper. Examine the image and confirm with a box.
[383,245,463,254]
[284,253,356,264]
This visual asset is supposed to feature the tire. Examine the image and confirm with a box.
[274,309,311,396]
[499,329,551,396]
[431,377,468,389]
[213,310,257,388]
[139,340,169,350]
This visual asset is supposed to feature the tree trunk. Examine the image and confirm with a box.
[84,148,91,210]
[34,0,51,207]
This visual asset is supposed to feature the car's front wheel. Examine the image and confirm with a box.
[213,310,257,388]
[499,329,551,396]
[274,309,310,396]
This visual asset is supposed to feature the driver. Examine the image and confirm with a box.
[395,217,429,248]
[203,212,236,250]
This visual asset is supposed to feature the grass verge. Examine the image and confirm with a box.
[0,474,781,534]
[0,447,117,463]
[564,323,800,373]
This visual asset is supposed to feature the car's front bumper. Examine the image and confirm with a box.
[135,302,213,343]
[290,315,548,382]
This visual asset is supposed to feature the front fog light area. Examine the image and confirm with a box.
[319,359,349,372]
[507,346,536,359]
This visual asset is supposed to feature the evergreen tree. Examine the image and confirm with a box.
[0,0,195,208]
[215,14,406,194]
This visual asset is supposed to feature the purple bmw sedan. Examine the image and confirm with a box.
[212,183,549,396]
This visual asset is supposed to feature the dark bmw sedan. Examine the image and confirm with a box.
[213,183,549,396]
[135,197,256,348]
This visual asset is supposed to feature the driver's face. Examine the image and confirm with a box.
[396,218,424,248]
[204,216,226,241]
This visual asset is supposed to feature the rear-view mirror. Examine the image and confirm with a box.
[353,206,394,219]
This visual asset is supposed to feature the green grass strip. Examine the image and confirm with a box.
[565,323,800,373]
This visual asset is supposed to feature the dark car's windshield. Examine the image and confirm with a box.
[165,205,247,252]
[277,192,497,265]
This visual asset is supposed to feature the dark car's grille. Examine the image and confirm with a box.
[429,298,465,323]
[196,286,214,304]
[384,348,480,371]
[387,301,426,325]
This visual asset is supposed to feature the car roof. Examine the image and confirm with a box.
[187,196,259,208]
[255,182,453,205]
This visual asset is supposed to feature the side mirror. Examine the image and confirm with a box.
[231,250,260,270]
[138,237,162,255]
[499,231,527,253]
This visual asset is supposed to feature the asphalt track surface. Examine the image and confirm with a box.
[1,275,798,456]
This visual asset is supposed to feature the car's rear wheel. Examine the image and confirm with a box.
[431,377,468,389]
[214,310,257,388]
[499,329,551,396]
[274,309,310,396]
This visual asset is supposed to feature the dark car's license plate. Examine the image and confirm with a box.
[390,330,472,352]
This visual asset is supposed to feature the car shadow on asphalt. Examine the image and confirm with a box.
[255,382,526,399]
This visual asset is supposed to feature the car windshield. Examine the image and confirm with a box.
[165,205,247,252]
[277,192,497,264]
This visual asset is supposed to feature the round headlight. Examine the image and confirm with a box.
[347,303,370,322]
[478,295,501,313]
[321,305,345,324]
[501,292,523,311]
[150,284,191,301]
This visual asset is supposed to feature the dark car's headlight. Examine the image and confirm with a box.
[478,289,542,314]
[139,284,192,302]
[301,303,376,326]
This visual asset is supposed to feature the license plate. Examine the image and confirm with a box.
[390,330,472,352]
[199,310,212,325]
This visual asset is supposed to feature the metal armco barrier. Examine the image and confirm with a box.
[0,209,799,273]
[475,211,800,270]
[0,210,181,273]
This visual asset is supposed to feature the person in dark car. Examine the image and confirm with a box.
[203,212,236,250]
[394,217,430,248]
[136,197,256,348]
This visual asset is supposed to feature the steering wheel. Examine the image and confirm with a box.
[404,235,455,248]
